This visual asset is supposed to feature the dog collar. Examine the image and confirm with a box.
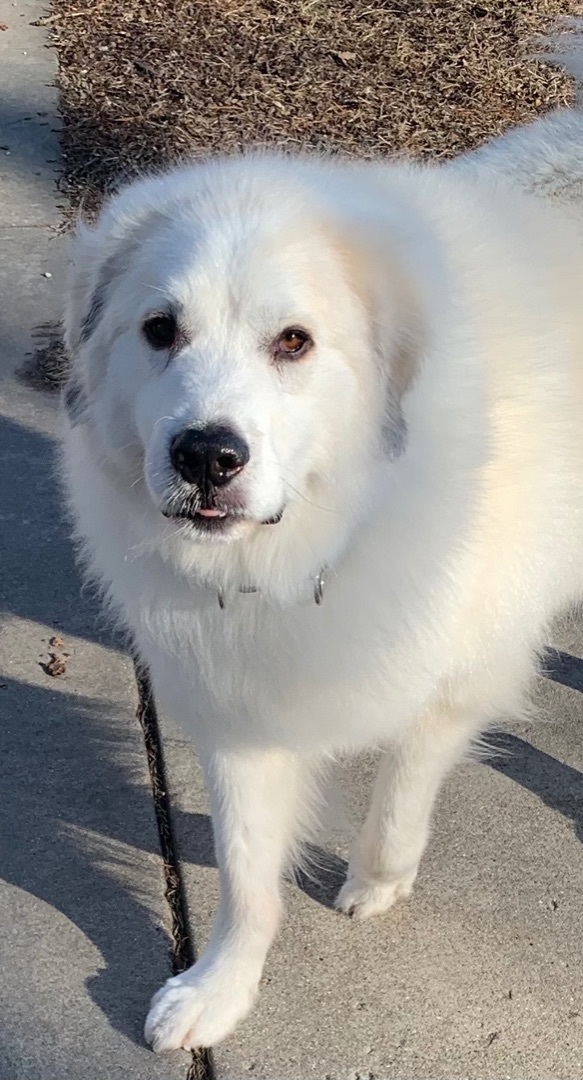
[216,567,326,609]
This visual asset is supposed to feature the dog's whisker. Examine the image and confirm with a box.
[139,281,172,295]
[112,440,142,455]
[280,476,339,516]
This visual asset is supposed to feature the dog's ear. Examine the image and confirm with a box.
[369,244,428,406]
[63,201,146,426]
[64,218,110,360]
[328,217,429,409]
[62,213,126,427]
[60,219,105,427]
[65,189,165,360]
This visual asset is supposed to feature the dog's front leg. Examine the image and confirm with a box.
[336,709,474,920]
[145,746,306,1051]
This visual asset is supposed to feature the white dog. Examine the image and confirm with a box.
[61,39,583,1052]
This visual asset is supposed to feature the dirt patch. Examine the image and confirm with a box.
[49,0,581,213]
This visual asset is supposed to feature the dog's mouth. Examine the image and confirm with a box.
[176,507,241,534]
[162,503,284,533]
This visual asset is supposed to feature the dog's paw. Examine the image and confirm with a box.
[335,869,416,920]
[144,966,258,1051]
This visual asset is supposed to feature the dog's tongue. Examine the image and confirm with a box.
[198,508,226,518]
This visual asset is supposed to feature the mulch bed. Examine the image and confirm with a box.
[28,0,579,391]
[48,0,582,214]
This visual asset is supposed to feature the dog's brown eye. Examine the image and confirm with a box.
[143,312,178,350]
[275,327,312,360]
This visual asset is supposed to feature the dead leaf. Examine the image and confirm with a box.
[43,652,67,678]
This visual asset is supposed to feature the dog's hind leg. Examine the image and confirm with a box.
[145,746,313,1050]
[336,709,475,920]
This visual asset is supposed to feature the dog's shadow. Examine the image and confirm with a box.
[295,847,349,909]
[483,651,583,844]
[488,730,583,843]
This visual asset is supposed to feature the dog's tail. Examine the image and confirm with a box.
[537,19,583,107]
[455,20,583,204]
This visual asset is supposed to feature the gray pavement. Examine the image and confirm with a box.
[2,3,583,1079]
[0,3,188,1077]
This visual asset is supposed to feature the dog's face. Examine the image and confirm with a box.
[118,204,374,543]
[65,159,425,584]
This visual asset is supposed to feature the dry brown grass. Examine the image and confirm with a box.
[49,0,582,211]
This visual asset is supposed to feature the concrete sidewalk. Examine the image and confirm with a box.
[0,3,188,1077]
[2,3,582,1079]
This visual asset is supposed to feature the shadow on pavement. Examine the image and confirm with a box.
[0,673,171,1047]
[0,407,171,1046]
[488,732,583,844]
[0,96,62,187]
[0,411,118,650]
[542,646,583,694]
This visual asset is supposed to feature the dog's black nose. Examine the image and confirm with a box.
[170,425,250,488]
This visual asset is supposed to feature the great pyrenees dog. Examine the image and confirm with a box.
[62,38,583,1052]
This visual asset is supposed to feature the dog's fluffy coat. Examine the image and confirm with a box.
[62,40,583,1052]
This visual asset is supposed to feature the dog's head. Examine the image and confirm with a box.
[64,155,435,595]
